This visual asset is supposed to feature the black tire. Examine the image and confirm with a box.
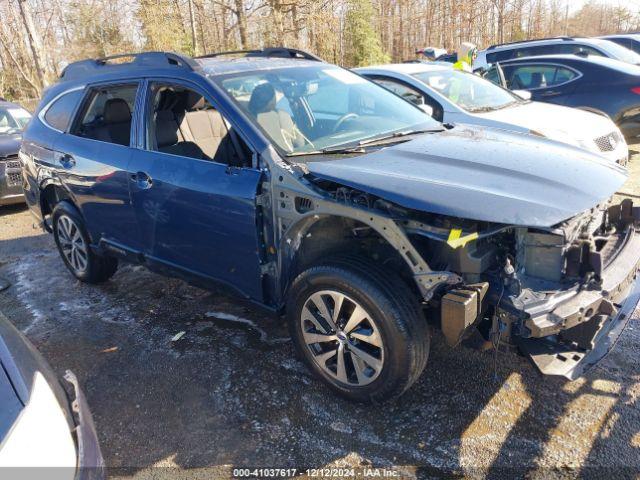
[52,201,118,283]
[287,256,429,402]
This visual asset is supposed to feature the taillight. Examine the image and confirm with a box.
[631,87,640,95]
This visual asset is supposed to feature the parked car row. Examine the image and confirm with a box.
[355,62,629,165]
[466,36,640,140]
[483,55,640,139]
[15,48,639,403]
[473,36,640,71]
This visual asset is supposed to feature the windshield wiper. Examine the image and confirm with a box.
[285,128,442,157]
[285,146,367,157]
[356,128,443,147]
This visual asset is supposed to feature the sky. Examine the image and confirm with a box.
[571,0,640,10]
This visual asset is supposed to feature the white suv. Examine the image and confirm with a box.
[474,36,640,72]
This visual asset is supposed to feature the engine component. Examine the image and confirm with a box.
[441,282,489,346]
[447,240,496,281]
[520,231,564,281]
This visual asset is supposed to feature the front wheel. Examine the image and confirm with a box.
[287,258,429,402]
[52,201,118,283]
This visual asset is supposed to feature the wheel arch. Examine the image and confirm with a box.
[39,181,76,232]
[277,213,426,305]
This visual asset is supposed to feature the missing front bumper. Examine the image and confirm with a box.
[517,275,640,380]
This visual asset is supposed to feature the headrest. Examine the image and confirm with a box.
[157,89,178,111]
[104,98,131,124]
[155,112,179,147]
[248,83,277,115]
[185,91,206,110]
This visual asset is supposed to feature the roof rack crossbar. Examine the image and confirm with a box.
[487,36,574,50]
[195,47,323,62]
[60,51,200,80]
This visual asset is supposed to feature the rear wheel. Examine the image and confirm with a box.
[52,201,118,283]
[287,257,429,402]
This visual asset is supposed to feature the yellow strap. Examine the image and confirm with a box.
[447,228,479,249]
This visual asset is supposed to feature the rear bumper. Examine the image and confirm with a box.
[518,226,640,379]
[63,371,105,480]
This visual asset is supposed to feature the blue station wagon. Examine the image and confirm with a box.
[19,49,640,401]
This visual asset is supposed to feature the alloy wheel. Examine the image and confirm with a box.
[300,290,384,386]
[57,215,88,274]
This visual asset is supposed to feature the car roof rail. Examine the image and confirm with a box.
[195,47,323,62]
[487,36,574,50]
[60,51,200,80]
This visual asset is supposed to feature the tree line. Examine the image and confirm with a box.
[1,0,639,102]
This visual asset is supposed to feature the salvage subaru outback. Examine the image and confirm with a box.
[20,49,640,402]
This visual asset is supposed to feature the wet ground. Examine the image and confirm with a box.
[0,152,639,479]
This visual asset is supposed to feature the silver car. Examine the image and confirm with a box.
[355,62,629,165]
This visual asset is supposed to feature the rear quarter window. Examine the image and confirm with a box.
[42,89,84,131]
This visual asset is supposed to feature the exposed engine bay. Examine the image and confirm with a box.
[302,179,640,379]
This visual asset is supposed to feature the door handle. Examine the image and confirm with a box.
[59,153,75,168]
[541,90,561,97]
[130,171,153,189]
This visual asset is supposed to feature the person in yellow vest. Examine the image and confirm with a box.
[453,42,478,72]
[450,42,478,103]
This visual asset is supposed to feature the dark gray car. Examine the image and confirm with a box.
[0,100,30,206]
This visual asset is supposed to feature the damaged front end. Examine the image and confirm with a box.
[510,199,640,379]
[301,126,637,380]
[414,198,640,380]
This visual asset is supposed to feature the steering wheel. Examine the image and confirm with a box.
[333,113,359,133]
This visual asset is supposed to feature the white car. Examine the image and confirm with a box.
[355,63,629,165]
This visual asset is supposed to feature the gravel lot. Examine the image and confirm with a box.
[1,150,639,479]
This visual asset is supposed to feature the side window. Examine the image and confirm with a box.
[504,65,550,89]
[71,84,138,146]
[556,44,604,57]
[504,65,578,89]
[552,66,579,84]
[373,78,425,105]
[517,45,558,57]
[489,50,515,63]
[483,66,501,85]
[43,90,84,132]
[145,83,251,167]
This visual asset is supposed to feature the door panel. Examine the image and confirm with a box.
[128,151,264,300]
[54,82,143,250]
[54,134,140,249]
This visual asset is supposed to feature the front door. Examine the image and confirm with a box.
[501,63,579,105]
[128,79,264,301]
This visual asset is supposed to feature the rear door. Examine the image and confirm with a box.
[127,78,264,301]
[54,82,143,252]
